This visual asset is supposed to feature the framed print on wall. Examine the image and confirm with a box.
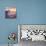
[18,24,46,46]
[5,7,16,19]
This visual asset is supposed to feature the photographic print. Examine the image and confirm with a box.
[5,7,16,19]
[18,25,46,41]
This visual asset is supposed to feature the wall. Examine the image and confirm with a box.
[0,0,18,44]
[0,0,46,44]
[19,0,46,24]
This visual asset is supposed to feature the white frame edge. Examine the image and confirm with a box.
[18,25,20,43]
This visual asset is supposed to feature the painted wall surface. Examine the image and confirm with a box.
[0,0,46,44]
